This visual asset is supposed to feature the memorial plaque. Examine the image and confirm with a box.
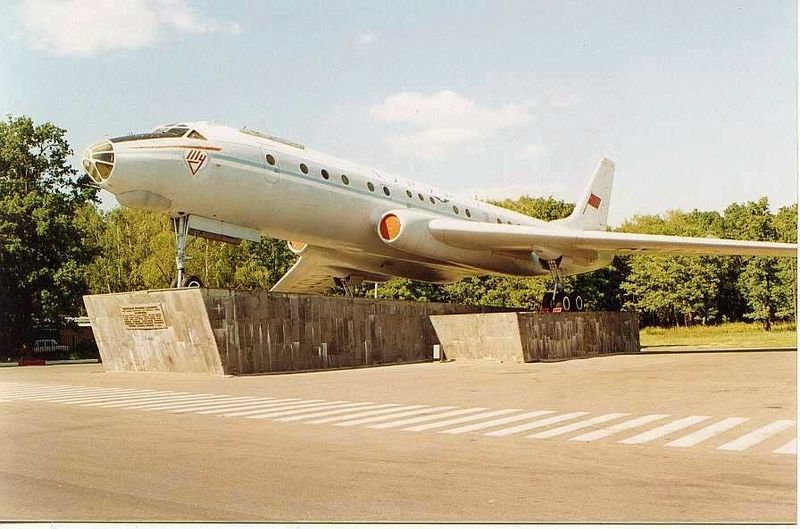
[121,303,167,330]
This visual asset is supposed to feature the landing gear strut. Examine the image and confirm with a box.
[171,215,203,288]
[540,259,584,312]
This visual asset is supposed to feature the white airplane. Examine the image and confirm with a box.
[82,121,796,311]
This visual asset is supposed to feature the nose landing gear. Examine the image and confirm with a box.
[170,215,203,288]
[540,259,585,312]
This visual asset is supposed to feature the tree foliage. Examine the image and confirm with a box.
[0,116,97,356]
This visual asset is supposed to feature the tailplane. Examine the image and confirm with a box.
[555,158,615,231]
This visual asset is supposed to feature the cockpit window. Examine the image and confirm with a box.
[110,126,190,143]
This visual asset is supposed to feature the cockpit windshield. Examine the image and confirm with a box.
[110,123,199,143]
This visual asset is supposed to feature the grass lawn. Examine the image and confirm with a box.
[640,321,797,349]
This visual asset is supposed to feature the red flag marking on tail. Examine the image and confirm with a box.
[587,193,602,209]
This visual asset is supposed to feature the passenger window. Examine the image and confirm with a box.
[266,154,276,166]
[300,163,309,174]
[341,174,349,185]
[367,182,375,191]
[321,169,329,180]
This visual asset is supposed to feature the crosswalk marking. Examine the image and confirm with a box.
[160,396,264,413]
[194,398,294,415]
[442,410,554,435]
[276,403,399,422]
[221,399,327,417]
[246,401,358,419]
[91,394,215,409]
[403,408,522,432]
[335,406,456,427]
[485,412,589,437]
[773,439,797,454]
[367,407,488,430]
[528,413,629,439]
[665,417,749,448]
[617,416,710,445]
[0,383,793,457]
[717,420,796,451]
[570,414,669,442]
[305,404,427,425]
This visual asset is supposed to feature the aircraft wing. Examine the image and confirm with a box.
[428,218,797,257]
[270,251,337,294]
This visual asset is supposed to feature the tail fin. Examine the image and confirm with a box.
[556,158,615,231]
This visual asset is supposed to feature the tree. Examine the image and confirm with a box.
[0,116,97,358]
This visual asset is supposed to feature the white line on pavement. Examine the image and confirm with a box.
[570,414,669,442]
[665,417,749,448]
[403,408,522,432]
[717,420,796,451]
[617,416,710,445]
[528,413,629,439]
[441,410,555,435]
[484,412,590,437]
[368,407,488,430]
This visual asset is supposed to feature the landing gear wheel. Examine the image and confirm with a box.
[541,292,554,312]
[181,275,203,288]
[572,294,584,312]
[558,293,572,312]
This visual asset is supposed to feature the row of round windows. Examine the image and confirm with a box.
[265,153,476,219]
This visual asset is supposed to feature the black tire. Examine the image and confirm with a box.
[559,293,571,312]
[181,275,203,288]
[572,294,584,311]
[541,292,554,312]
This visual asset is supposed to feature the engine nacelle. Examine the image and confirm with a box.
[377,210,540,276]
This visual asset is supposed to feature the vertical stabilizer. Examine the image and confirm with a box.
[556,158,615,231]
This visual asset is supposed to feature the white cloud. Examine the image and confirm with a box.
[357,32,376,45]
[370,90,533,158]
[517,143,551,161]
[548,93,579,109]
[16,0,240,56]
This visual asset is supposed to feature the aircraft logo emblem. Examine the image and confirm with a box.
[185,149,208,175]
[587,193,602,209]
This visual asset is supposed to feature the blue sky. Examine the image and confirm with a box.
[1,0,796,225]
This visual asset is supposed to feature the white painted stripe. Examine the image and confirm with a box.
[246,401,360,419]
[87,393,211,408]
[48,389,168,404]
[485,412,590,437]
[159,396,262,413]
[403,409,522,432]
[220,400,327,417]
[193,398,293,415]
[0,385,76,397]
[368,407,488,430]
[617,416,710,445]
[665,417,749,447]
[275,403,398,422]
[570,414,669,442]
[9,387,112,399]
[28,389,136,401]
[774,439,797,454]
[335,406,456,427]
[305,405,426,425]
[442,410,555,435]
[528,413,629,439]
[223,400,345,418]
[717,420,796,451]
[126,395,230,411]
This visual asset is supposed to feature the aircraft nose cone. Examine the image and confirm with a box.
[82,140,115,183]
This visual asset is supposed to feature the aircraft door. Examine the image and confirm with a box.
[261,147,280,184]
